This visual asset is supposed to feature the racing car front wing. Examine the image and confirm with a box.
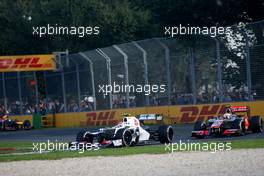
[192,128,241,137]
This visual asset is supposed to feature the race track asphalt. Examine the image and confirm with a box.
[0,124,263,143]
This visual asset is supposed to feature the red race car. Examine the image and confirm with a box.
[192,105,263,138]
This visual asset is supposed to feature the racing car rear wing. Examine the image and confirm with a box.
[138,114,163,121]
[230,106,250,112]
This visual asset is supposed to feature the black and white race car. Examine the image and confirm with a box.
[69,114,174,148]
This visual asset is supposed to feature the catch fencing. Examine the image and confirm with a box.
[1,20,263,115]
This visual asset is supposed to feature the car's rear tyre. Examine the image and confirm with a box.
[23,120,31,130]
[158,125,173,144]
[250,116,263,133]
[114,129,133,147]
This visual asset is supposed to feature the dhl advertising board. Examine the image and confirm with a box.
[55,107,146,127]
[11,101,264,128]
[54,101,264,127]
[168,101,264,123]
[0,54,56,72]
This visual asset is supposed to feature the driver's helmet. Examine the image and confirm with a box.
[225,105,233,114]
[122,117,132,127]
[123,117,128,123]
[226,108,232,114]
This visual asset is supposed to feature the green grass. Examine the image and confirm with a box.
[229,139,264,149]
[0,141,32,154]
[0,139,264,162]
[0,144,165,162]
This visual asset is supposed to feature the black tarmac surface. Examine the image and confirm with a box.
[0,124,263,143]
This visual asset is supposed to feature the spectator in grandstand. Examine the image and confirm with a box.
[22,102,34,114]
[68,99,79,112]
[170,95,177,105]
[129,98,136,107]
[177,94,186,104]
[149,96,158,106]
[39,101,46,115]
[9,101,20,115]
[113,95,125,108]
[212,92,219,102]
[80,97,93,111]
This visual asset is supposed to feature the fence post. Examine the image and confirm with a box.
[43,72,48,98]
[53,51,69,112]
[79,52,97,110]
[96,49,113,109]
[76,65,81,111]
[61,69,67,112]
[155,38,172,105]
[33,71,39,113]
[132,41,150,106]
[113,45,130,108]
[2,73,7,108]
[245,36,252,101]
[189,48,197,104]
[17,72,23,114]
[213,38,223,102]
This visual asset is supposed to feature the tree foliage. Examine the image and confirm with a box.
[0,0,152,54]
[0,0,263,54]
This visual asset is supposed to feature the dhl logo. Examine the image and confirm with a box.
[178,104,249,123]
[0,54,55,72]
[81,111,118,126]
[0,57,47,69]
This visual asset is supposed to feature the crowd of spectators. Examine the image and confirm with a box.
[112,95,136,108]
[114,91,249,108]
[148,89,256,106]
[169,90,256,105]
[2,90,257,115]
[2,96,94,115]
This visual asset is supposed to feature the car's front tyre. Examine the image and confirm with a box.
[193,121,207,138]
[115,129,133,147]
